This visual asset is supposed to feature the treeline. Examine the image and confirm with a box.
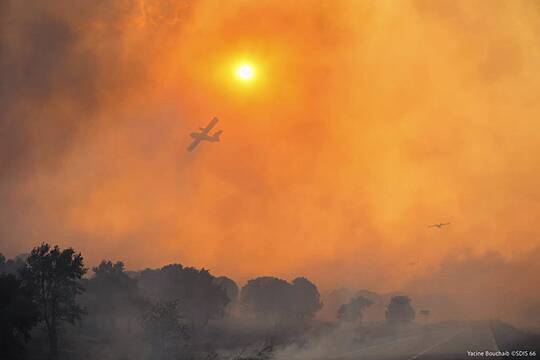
[0,244,419,360]
[0,244,324,360]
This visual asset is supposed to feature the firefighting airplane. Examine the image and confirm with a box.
[428,222,450,229]
[187,117,222,152]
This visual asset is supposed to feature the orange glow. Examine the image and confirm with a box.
[3,1,540,322]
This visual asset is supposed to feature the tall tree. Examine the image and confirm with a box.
[0,274,39,360]
[20,243,86,358]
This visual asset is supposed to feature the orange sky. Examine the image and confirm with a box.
[2,0,540,299]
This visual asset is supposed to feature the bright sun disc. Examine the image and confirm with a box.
[235,64,255,81]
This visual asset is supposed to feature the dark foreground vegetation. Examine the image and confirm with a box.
[1,244,538,360]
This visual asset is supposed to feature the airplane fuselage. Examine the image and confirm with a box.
[190,132,220,142]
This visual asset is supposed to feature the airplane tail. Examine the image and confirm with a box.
[213,130,223,141]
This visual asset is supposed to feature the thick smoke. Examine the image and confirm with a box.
[1,0,540,322]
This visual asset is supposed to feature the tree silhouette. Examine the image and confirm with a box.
[241,277,292,321]
[385,295,415,324]
[142,301,191,359]
[20,243,86,358]
[213,276,239,303]
[84,260,142,330]
[0,274,39,360]
[240,276,322,323]
[290,277,323,321]
[338,296,373,322]
[138,264,229,327]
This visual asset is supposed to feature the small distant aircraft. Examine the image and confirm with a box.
[428,222,450,229]
[187,117,222,152]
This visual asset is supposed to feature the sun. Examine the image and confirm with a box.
[235,63,255,81]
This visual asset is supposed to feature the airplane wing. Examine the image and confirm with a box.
[199,117,218,135]
[187,139,201,152]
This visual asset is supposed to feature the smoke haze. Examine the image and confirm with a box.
[2,0,540,320]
